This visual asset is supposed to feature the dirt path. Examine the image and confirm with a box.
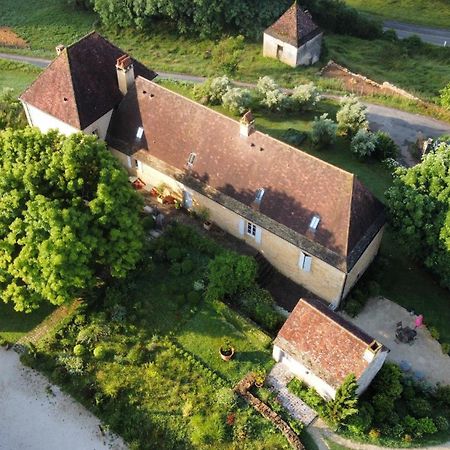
[0,348,127,450]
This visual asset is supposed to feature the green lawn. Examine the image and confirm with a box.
[0,59,41,95]
[326,34,450,100]
[0,301,54,342]
[345,0,450,29]
[177,300,273,383]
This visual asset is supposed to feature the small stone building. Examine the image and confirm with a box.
[263,2,322,67]
[273,298,389,400]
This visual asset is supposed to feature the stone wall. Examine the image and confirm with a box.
[320,60,421,101]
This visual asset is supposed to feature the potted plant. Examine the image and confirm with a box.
[219,339,235,361]
[253,367,266,388]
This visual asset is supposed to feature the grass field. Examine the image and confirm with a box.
[345,0,450,29]
[0,58,41,95]
[2,0,450,103]
[0,301,54,342]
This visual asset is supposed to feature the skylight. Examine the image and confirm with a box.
[136,126,144,139]
[255,188,265,203]
[187,152,196,166]
[309,215,320,230]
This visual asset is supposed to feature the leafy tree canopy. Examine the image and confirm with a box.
[386,143,450,288]
[93,0,289,38]
[0,88,27,130]
[0,128,144,311]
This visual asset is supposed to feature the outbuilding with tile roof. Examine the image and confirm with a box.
[263,2,323,67]
[273,298,389,399]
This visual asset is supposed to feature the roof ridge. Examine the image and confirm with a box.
[137,76,355,180]
[299,298,371,347]
[66,30,97,50]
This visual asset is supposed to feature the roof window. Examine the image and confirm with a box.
[309,215,320,230]
[187,152,196,166]
[255,188,265,203]
[136,126,144,139]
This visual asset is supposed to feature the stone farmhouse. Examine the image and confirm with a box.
[20,32,385,308]
[263,2,323,67]
[273,298,389,399]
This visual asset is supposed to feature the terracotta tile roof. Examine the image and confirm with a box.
[20,31,156,129]
[275,298,385,388]
[265,2,321,47]
[107,78,384,271]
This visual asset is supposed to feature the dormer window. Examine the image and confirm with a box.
[255,188,265,203]
[309,215,320,230]
[136,126,144,139]
[187,152,196,166]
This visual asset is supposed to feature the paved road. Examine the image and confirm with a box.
[2,51,450,167]
[384,20,450,46]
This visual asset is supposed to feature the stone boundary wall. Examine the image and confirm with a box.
[234,373,304,450]
[320,60,421,101]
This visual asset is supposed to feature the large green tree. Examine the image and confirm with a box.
[0,88,27,130]
[0,128,144,312]
[93,0,289,38]
[386,143,450,287]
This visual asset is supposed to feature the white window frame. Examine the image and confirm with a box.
[246,221,257,237]
[299,251,312,272]
[136,126,144,139]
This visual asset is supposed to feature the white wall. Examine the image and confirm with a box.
[263,34,299,67]
[83,110,114,140]
[356,349,388,395]
[21,102,79,135]
[273,345,337,400]
[21,101,113,141]
[296,33,323,66]
[263,32,322,67]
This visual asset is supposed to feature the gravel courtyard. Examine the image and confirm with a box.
[0,348,127,450]
[342,297,450,386]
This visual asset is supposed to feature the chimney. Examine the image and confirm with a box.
[56,44,65,56]
[240,110,255,138]
[116,54,135,96]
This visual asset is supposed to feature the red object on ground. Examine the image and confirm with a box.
[132,178,146,190]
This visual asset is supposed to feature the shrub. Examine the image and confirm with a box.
[256,76,288,111]
[281,128,307,147]
[166,247,183,262]
[336,95,368,137]
[206,251,257,301]
[429,326,440,341]
[222,88,253,115]
[351,129,378,159]
[440,82,450,109]
[57,354,84,375]
[212,36,244,76]
[181,258,194,274]
[325,374,359,428]
[187,291,202,305]
[441,342,450,355]
[215,387,237,409]
[93,345,107,360]
[291,83,321,111]
[193,76,231,105]
[410,398,431,418]
[190,413,225,445]
[374,131,399,160]
[436,385,450,407]
[435,416,449,431]
[346,404,373,435]
[311,113,337,149]
[73,344,86,356]
[415,417,437,437]
[368,428,381,440]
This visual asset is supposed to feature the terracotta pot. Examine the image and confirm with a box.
[219,347,235,361]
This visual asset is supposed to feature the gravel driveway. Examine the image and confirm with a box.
[0,348,127,450]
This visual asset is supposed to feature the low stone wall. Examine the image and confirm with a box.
[320,60,420,101]
[234,373,304,450]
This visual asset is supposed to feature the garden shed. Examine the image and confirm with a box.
[263,2,323,67]
[273,298,389,399]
